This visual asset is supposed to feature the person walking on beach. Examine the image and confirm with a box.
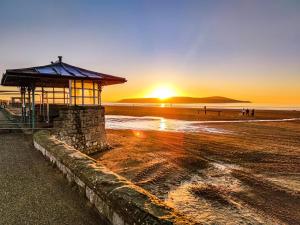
[246,108,249,116]
[242,108,245,116]
[204,106,207,115]
[251,109,255,117]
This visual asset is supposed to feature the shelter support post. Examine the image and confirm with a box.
[20,87,25,122]
[98,84,102,106]
[32,87,35,128]
[20,88,23,120]
[93,82,95,105]
[82,80,84,105]
[63,87,66,104]
[69,80,72,105]
[41,87,45,121]
[27,87,31,124]
[46,92,49,123]
[74,80,77,105]
[24,88,27,121]
[52,87,55,104]
[38,94,42,117]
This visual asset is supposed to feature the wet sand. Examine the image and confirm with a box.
[93,117,300,224]
[105,105,300,121]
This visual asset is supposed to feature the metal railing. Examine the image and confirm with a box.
[0,89,70,128]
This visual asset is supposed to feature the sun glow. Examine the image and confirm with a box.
[149,86,177,99]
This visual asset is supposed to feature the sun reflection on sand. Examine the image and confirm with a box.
[132,130,146,138]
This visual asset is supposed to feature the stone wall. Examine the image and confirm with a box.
[33,130,190,225]
[53,106,107,155]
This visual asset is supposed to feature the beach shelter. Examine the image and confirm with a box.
[1,56,126,127]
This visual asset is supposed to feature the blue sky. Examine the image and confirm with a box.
[0,0,300,103]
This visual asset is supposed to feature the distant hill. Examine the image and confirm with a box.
[118,96,250,104]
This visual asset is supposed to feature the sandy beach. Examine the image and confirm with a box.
[92,106,300,224]
[3,105,300,223]
[105,105,300,121]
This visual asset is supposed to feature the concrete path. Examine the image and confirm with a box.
[0,111,105,225]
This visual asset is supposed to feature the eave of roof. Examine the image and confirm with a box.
[1,60,127,87]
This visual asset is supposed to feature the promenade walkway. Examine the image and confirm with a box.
[0,111,104,225]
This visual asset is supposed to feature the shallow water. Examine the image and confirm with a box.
[105,115,230,134]
[105,115,300,134]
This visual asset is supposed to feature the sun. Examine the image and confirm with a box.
[149,86,176,99]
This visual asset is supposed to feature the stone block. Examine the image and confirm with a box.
[52,106,107,155]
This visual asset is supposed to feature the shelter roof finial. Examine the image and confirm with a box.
[58,56,62,63]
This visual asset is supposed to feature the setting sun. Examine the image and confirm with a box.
[149,86,177,99]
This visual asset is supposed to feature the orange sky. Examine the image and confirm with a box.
[1,66,300,104]
[101,66,300,104]
[102,79,300,104]
[0,1,300,104]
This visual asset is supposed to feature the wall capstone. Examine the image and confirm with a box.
[33,130,191,225]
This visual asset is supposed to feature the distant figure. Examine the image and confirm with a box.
[204,106,207,115]
[242,108,245,116]
[251,109,255,117]
[246,108,250,116]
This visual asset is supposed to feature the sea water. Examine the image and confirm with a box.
[104,102,300,111]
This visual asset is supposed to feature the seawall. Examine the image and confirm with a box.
[33,130,189,225]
